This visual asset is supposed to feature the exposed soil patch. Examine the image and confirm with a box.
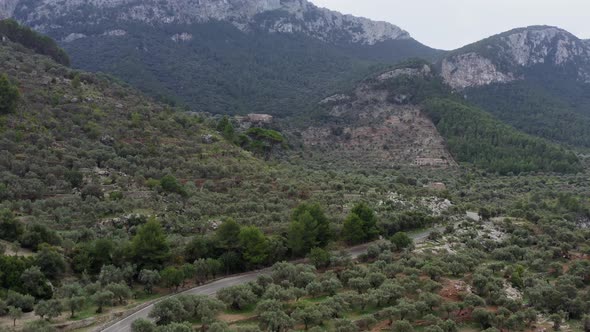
[0,239,34,257]
[219,312,255,324]
[439,278,469,302]
[371,319,392,331]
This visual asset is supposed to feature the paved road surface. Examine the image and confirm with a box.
[101,228,436,332]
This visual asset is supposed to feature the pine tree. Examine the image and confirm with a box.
[132,217,170,270]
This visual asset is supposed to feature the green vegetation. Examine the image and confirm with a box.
[0,74,19,114]
[390,232,413,250]
[159,174,188,197]
[344,203,379,245]
[441,27,590,149]
[0,19,70,66]
[131,218,170,270]
[54,18,436,115]
[374,71,581,174]
[143,209,590,331]
[0,19,589,332]
[468,75,590,148]
[424,98,581,174]
[242,127,285,160]
[287,203,331,257]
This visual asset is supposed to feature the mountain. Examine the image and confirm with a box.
[9,0,410,45]
[440,26,590,89]
[0,0,19,19]
[439,26,590,148]
[300,63,457,170]
[4,0,439,116]
[301,60,581,174]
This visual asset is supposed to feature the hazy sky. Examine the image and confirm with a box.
[310,0,590,50]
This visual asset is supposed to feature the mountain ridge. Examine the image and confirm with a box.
[0,0,18,19]
[438,26,590,148]
[8,0,412,46]
[440,25,590,89]
[2,0,439,116]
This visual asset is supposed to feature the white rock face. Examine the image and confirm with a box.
[442,27,590,89]
[171,32,193,42]
[261,3,410,44]
[0,0,19,19]
[103,29,127,37]
[9,0,410,45]
[500,27,588,66]
[62,33,87,43]
[442,53,516,89]
[378,64,431,81]
[319,94,350,105]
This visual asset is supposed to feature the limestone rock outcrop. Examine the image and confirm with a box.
[441,26,590,89]
[8,0,410,45]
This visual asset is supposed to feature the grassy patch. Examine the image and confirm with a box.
[71,306,100,321]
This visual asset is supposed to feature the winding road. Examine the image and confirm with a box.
[100,228,437,332]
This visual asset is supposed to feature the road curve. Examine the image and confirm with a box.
[101,228,436,332]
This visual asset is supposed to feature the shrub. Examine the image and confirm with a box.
[0,74,19,114]
[160,174,187,196]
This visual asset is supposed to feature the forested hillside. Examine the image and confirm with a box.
[5,0,440,116]
[466,67,590,148]
[438,26,590,149]
[0,19,69,65]
[306,61,582,175]
[61,22,437,116]
[62,21,376,115]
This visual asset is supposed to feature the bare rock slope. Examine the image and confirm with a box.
[304,65,456,168]
[0,0,19,19]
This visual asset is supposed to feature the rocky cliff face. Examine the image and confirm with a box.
[9,0,410,45]
[304,64,456,168]
[441,52,516,89]
[441,26,590,89]
[0,0,19,19]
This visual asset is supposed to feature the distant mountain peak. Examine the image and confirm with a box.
[9,0,410,45]
[441,25,590,89]
[496,26,588,65]
[0,0,19,19]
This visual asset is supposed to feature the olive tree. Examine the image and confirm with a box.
[217,284,257,311]
[34,300,62,320]
[139,269,161,294]
[292,305,323,330]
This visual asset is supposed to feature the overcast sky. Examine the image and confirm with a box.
[310,0,590,50]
